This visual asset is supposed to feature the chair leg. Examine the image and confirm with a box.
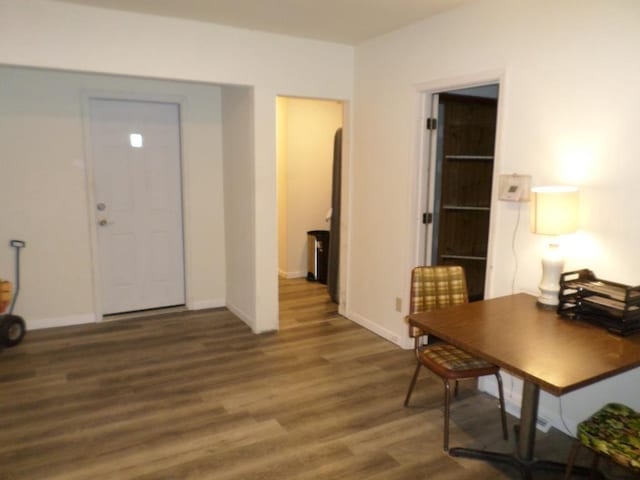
[404,362,422,407]
[454,380,459,398]
[564,442,581,480]
[443,379,451,451]
[589,453,600,480]
[494,372,509,440]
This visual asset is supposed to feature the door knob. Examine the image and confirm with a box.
[98,219,110,226]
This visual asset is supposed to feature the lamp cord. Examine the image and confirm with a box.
[511,203,522,295]
[558,397,574,436]
[509,204,574,437]
[507,203,523,402]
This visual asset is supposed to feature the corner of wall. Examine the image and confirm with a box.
[225,301,256,332]
[346,310,409,348]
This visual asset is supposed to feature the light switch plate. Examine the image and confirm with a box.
[498,174,531,202]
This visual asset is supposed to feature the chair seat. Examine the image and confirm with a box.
[577,403,640,470]
[419,343,499,379]
[403,265,508,451]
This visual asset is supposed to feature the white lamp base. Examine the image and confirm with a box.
[537,243,563,308]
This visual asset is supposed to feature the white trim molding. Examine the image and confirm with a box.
[347,311,413,349]
[27,313,97,330]
[189,298,226,310]
[479,375,578,436]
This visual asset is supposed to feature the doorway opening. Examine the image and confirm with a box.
[423,84,499,301]
[276,96,344,316]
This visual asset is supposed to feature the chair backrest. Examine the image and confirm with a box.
[409,265,469,337]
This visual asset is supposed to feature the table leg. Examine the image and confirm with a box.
[449,379,601,479]
[517,381,540,461]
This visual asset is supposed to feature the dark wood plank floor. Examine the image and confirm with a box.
[0,278,632,479]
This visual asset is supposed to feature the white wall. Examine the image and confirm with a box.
[350,0,640,432]
[0,0,354,332]
[0,65,225,328]
[222,86,257,329]
[277,97,343,278]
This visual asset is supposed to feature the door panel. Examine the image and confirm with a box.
[89,99,185,315]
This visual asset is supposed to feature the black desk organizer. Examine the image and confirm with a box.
[558,269,640,336]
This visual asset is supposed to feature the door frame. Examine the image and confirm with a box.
[81,91,189,321]
[411,70,506,301]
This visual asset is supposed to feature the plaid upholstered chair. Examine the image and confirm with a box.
[564,403,640,479]
[403,265,508,451]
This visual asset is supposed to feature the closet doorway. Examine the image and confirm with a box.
[424,84,499,301]
[276,97,344,304]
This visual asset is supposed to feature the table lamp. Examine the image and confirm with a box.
[530,186,579,308]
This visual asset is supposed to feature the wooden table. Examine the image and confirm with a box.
[408,293,640,479]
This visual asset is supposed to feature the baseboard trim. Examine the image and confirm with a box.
[278,270,307,279]
[347,311,406,347]
[24,299,227,331]
[27,313,97,331]
[189,298,225,310]
[225,302,256,332]
[479,375,577,435]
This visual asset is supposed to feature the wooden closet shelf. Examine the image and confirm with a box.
[442,205,491,211]
[445,155,494,161]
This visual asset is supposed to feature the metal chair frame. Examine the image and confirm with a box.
[403,265,509,451]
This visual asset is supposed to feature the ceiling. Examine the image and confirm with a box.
[53,0,474,45]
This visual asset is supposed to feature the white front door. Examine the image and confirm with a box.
[89,99,185,315]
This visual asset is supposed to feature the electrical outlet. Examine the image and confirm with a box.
[395,297,402,312]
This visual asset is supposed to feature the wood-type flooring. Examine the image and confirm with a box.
[0,278,633,479]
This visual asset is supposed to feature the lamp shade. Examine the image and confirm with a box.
[530,186,579,235]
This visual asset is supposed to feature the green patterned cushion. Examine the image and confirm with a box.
[578,403,640,470]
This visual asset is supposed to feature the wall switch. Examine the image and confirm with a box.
[395,297,402,312]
